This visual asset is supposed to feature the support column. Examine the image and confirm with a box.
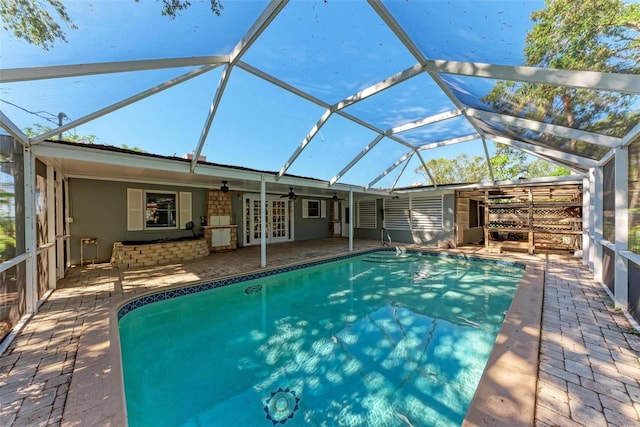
[24,147,36,314]
[593,166,604,284]
[348,189,353,252]
[484,190,489,252]
[528,188,534,255]
[260,176,266,268]
[582,176,590,265]
[46,164,56,289]
[55,171,65,279]
[588,169,596,270]
[614,147,629,309]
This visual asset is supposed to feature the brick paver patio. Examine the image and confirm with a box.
[1,239,639,426]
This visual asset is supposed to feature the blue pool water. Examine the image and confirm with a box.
[118,251,524,426]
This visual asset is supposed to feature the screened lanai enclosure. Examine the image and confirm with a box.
[1,0,640,344]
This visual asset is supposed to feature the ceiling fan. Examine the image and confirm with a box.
[331,192,346,201]
[280,187,297,200]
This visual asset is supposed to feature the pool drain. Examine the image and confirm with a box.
[245,284,262,294]
[263,387,300,424]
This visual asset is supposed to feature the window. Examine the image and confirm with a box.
[469,199,479,228]
[410,196,443,231]
[383,198,411,230]
[127,188,191,231]
[146,192,177,228]
[383,195,444,231]
[357,200,377,228]
[302,199,326,218]
[469,199,484,228]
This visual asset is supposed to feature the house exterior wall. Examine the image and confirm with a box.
[68,178,208,265]
[353,193,455,246]
[293,198,330,241]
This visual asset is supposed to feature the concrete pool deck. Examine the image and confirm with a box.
[1,238,639,426]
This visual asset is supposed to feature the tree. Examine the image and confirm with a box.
[1,0,223,50]
[149,0,223,18]
[527,159,571,177]
[417,154,488,185]
[483,0,640,146]
[24,124,98,144]
[415,148,569,185]
[0,0,75,51]
[23,124,147,152]
[490,145,528,181]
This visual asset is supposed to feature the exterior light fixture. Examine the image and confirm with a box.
[221,181,229,193]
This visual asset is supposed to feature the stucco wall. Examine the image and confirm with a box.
[293,198,330,241]
[68,179,208,265]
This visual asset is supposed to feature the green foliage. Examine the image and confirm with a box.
[0,191,16,261]
[120,144,147,153]
[137,0,223,18]
[415,148,570,185]
[23,124,148,152]
[526,0,639,73]
[420,154,488,185]
[24,123,99,144]
[0,0,76,50]
[490,145,528,181]
[483,0,640,139]
[2,0,223,49]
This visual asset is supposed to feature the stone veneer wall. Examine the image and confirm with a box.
[205,189,238,251]
[208,189,232,218]
[111,239,209,269]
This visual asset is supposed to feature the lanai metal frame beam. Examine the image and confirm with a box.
[190,1,287,172]
[29,65,220,144]
[490,135,599,168]
[466,109,623,148]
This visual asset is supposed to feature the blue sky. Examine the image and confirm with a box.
[1,0,571,188]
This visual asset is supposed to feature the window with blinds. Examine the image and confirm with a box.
[383,196,443,231]
[410,196,443,231]
[357,200,377,228]
[383,198,411,230]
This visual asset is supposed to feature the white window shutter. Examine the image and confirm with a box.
[357,200,377,228]
[302,200,309,218]
[127,188,143,231]
[179,192,192,229]
[320,200,326,218]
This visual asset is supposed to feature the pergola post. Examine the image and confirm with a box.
[349,190,354,252]
[484,190,489,252]
[260,176,267,268]
[24,147,36,314]
[588,169,596,271]
[614,147,629,310]
[46,164,56,290]
[582,176,591,266]
[528,188,534,255]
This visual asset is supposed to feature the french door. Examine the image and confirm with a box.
[245,196,291,245]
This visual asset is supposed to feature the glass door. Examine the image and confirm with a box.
[245,196,290,245]
[270,199,288,243]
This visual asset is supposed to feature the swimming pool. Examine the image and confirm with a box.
[117,250,525,426]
